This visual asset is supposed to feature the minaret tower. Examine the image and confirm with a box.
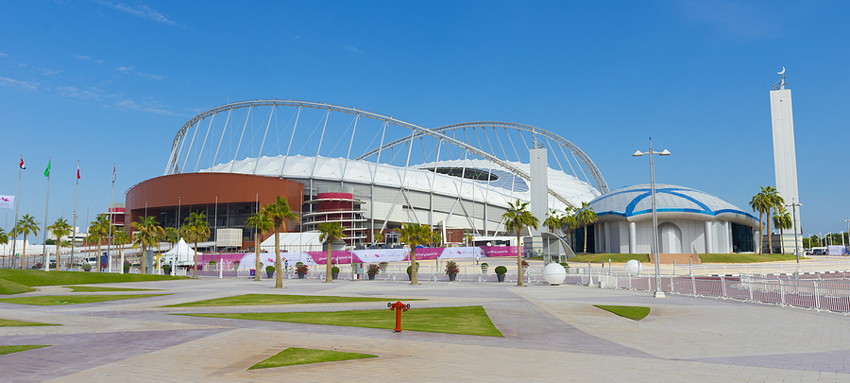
[769,67,802,254]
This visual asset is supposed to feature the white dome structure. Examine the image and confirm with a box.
[581,184,758,254]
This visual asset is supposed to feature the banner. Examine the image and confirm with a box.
[235,246,515,269]
[0,195,13,209]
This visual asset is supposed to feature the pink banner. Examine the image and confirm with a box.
[480,246,516,257]
[306,251,364,265]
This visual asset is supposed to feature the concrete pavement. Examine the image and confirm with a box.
[1,276,849,382]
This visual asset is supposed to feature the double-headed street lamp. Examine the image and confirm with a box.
[633,139,670,298]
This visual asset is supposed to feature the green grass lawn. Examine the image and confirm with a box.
[0,345,50,355]
[0,269,186,288]
[248,347,376,370]
[698,253,802,263]
[567,253,651,263]
[0,318,58,327]
[0,294,171,306]
[165,294,418,308]
[64,286,160,292]
[594,305,651,320]
[0,278,36,295]
[181,305,503,337]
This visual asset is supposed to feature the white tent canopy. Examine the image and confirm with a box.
[161,238,198,265]
[259,232,322,252]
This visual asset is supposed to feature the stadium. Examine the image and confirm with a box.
[125,100,608,252]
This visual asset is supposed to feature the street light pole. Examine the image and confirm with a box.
[633,138,670,298]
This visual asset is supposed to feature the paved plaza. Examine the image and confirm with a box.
[1,275,849,382]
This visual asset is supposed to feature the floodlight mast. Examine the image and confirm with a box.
[632,138,670,298]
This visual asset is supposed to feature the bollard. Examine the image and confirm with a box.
[387,301,411,332]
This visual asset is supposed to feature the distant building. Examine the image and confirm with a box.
[579,184,759,254]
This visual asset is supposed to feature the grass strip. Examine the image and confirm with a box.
[0,269,186,287]
[165,294,417,307]
[64,286,160,292]
[0,278,36,295]
[248,347,376,370]
[566,254,651,263]
[594,305,650,321]
[0,294,171,306]
[0,318,58,327]
[698,253,802,263]
[181,305,503,337]
[0,345,50,355]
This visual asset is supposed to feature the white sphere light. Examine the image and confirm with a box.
[624,259,642,275]
[542,263,567,285]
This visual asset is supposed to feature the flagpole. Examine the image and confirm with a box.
[71,161,79,269]
[108,163,115,273]
[11,155,23,268]
[41,158,51,272]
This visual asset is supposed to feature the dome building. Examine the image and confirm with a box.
[580,184,759,254]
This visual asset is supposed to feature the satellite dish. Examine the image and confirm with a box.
[778,66,786,75]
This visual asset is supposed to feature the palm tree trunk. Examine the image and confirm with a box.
[767,209,773,254]
[193,241,199,279]
[410,247,418,285]
[20,234,27,270]
[516,233,523,287]
[254,231,261,282]
[583,226,588,253]
[274,228,282,288]
[140,245,147,274]
[757,213,763,254]
[96,243,102,272]
[325,242,333,283]
[56,246,61,271]
[779,228,784,254]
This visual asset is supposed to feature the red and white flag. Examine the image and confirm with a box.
[76,164,81,179]
[18,157,25,170]
[0,195,13,209]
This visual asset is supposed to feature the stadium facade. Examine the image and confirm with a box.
[125,100,608,250]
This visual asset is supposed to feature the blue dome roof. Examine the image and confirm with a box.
[588,184,757,223]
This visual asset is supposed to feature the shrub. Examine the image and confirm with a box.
[494,266,507,275]
[331,266,340,273]
[480,262,489,272]
[266,265,275,273]
[559,262,570,271]
[208,260,216,265]
[296,264,309,274]
[82,263,92,272]
[162,264,172,274]
[445,260,460,275]
[379,261,389,271]
[296,262,304,267]
[367,264,380,276]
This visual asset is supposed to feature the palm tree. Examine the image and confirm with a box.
[164,227,180,251]
[398,223,434,285]
[14,214,39,270]
[262,196,299,289]
[563,207,579,246]
[88,214,110,272]
[773,207,793,254]
[112,228,130,273]
[372,230,384,246]
[318,222,345,283]
[183,211,211,279]
[0,227,8,247]
[245,211,274,282]
[750,186,784,254]
[502,199,539,287]
[543,210,564,260]
[48,217,72,271]
[575,202,597,253]
[131,216,165,274]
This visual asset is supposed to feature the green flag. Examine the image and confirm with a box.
[43,160,51,177]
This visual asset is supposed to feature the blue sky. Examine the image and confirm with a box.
[1,1,849,238]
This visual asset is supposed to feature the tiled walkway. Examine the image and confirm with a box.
[1,277,849,382]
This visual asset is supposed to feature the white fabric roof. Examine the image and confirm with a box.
[588,184,758,225]
[203,155,600,209]
[161,238,197,264]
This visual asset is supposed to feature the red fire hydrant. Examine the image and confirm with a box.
[388,301,410,332]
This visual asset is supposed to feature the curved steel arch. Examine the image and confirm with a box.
[166,100,588,207]
[357,121,608,193]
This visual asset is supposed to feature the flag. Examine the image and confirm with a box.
[0,195,13,209]
[44,160,51,177]
[112,163,116,184]
[19,157,25,169]
[76,164,81,179]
